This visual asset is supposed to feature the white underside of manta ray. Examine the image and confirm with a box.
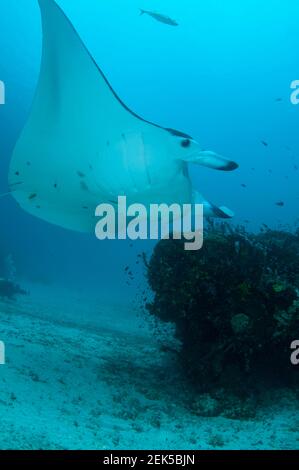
[9,0,238,233]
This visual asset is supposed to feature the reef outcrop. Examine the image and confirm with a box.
[145,224,299,395]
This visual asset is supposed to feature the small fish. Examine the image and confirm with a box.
[275,98,283,102]
[275,201,284,207]
[261,140,268,147]
[140,9,178,26]
[241,183,247,188]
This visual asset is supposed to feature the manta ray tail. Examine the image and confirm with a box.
[193,191,234,219]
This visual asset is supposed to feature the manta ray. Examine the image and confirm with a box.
[8,0,238,233]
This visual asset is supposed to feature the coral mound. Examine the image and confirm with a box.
[146,225,299,393]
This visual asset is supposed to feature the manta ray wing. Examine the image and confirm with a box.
[9,0,237,232]
[9,0,174,232]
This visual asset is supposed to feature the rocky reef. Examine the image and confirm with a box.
[145,224,299,398]
[0,278,26,300]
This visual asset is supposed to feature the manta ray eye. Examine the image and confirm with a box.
[181,139,191,148]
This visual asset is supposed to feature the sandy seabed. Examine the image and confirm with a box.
[0,283,298,450]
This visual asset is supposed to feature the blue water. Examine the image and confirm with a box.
[1,0,298,287]
[0,0,298,450]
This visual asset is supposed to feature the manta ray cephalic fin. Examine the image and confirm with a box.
[193,190,234,219]
[182,150,239,171]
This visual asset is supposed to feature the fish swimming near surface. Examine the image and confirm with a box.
[139,9,179,26]
[8,0,238,233]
